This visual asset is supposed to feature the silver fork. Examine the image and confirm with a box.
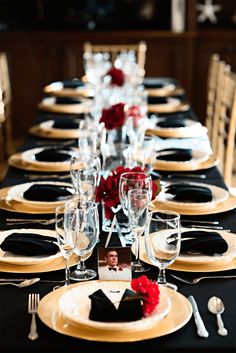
[171,274,236,284]
[28,293,40,340]
[6,218,55,225]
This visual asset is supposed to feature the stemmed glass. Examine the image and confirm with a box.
[128,188,150,272]
[65,199,99,281]
[145,210,181,290]
[55,205,77,286]
[119,171,152,244]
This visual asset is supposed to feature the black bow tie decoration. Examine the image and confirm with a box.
[108,267,117,271]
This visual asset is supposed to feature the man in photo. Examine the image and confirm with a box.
[98,248,132,280]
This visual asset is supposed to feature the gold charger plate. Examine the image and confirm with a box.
[146,125,208,139]
[154,154,219,172]
[38,281,192,342]
[146,86,185,97]
[150,192,236,215]
[8,152,71,172]
[136,237,236,273]
[0,185,72,214]
[43,84,94,98]
[148,102,190,114]
[29,124,82,139]
[38,97,90,114]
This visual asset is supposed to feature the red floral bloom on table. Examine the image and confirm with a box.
[96,165,158,220]
[127,105,142,127]
[99,102,126,130]
[107,67,125,86]
[131,275,160,317]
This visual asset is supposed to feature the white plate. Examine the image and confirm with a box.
[156,182,229,210]
[59,281,171,331]
[0,229,61,265]
[7,181,74,207]
[177,228,236,264]
[156,149,209,165]
[155,118,202,131]
[21,147,75,167]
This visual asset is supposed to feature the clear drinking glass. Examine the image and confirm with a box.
[145,210,181,290]
[128,188,150,272]
[55,205,77,286]
[65,199,99,281]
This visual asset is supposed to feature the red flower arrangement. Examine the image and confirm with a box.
[106,67,125,86]
[99,102,126,130]
[96,165,158,220]
[131,275,160,317]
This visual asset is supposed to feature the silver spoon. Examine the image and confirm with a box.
[208,296,228,336]
[0,278,40,288]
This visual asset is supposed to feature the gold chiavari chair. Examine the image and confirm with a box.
[83,41,147,73]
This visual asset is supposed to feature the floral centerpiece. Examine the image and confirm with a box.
[99,102,127,130]
[106,67,125,87]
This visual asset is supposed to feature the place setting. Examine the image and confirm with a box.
[38,95,92,114]
[43,79,94,98]
[147,96,190,114]
[143,77,185,97]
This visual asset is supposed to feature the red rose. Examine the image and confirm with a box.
[107,67,125,86]
[131,275,160,316]
[127,105,142,127]
[99,102,126,130]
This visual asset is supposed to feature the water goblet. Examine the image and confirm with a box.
[128,188,150,272]
[55,205,77,286]
[65,199,99,281]
[145,210,181,290]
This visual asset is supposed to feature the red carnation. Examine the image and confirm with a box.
[99,102,126,130]
[107,67,125,86]
[131,275,160,316]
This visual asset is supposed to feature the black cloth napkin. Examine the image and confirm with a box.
[1,233,59,256]
[165,183,212,202]
[55,97,82,105]
[23,184,73,202]
[143,78,174,89]
[148,96,168,105]
[180,230,228,255]
[52,118,80,129]
[34,148,71,162]
[157,118,186,128]
[89,289,142,322]
[62,79,84,89]
[156,148,192,161]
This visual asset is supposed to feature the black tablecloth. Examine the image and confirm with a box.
[1,105,236,353]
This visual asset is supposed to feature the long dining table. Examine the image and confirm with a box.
[1,94,236,353]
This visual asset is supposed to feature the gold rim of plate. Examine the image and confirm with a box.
[8,152,71,172]
[154,154,219,171]
[38,281,192,342]
[150,192,236,215]
[137,237,236,273]
[38,101,89,114]
[0,186,70,214]
[148,103,190,114]
[29,125,82,139]
[43,85,94,98]
[146,125,208,139]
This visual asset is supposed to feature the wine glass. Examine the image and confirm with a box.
[55,205,77,286]
[128,188,150,272]
[119,171,152,244]
[65,199,99,281]
[145,210,181,290]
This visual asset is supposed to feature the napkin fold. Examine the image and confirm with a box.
[23,184,73,202]
[89,289,142,322]
[157,118,186,128]
[55,97,82,105]
[148,96,169,105]
[52,118,80,129]
[1,233,59,256]
[165,183,212,202]
[180,230,228,255]
[34,148,71,162]
[156,148,192,161]
[62,79,84,89]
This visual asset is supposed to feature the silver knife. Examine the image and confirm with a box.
[188,295,209,338]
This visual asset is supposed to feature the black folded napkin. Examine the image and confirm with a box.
[23,184,73,202]
[156,148,192,161]
[62,79,84,89]
[148,97,168,105]
[34,148,71,162]
[55,97,82,105]
[165,183,212,202]
[180,230,228,256]
[89,289,142,322]
[52,118,80,129]
[1,233,59,256]
[143,78,174,89]
[157,118,186,128]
